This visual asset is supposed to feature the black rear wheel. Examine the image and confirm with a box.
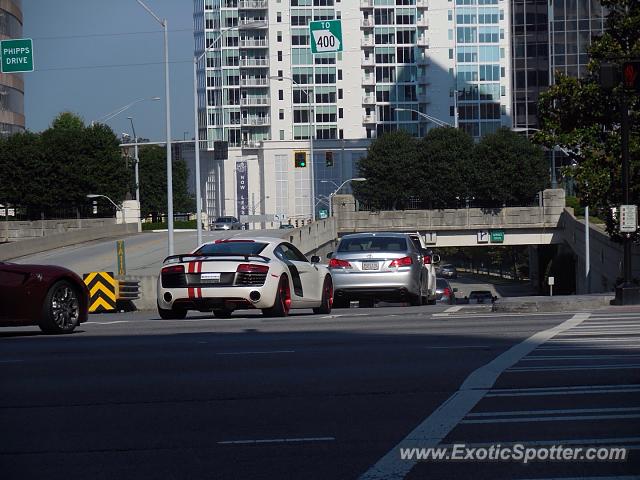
[262,275,291,317]
[157,302,188,320]
[313,276,333,314]
[39,280,81,334]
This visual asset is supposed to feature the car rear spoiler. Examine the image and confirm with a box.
[163,253,271,265]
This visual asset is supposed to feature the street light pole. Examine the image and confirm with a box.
[137,0,174,256]
[394,108,454,128]
[91,96,160,126]
[127,117,140,204]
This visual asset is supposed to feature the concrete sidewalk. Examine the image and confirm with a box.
[493,293,615,313]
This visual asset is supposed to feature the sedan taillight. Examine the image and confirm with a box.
[328,258,352,269]
[389,256,413,267]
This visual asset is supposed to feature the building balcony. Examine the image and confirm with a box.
[362,76,375,86]
[417,75,430,84]
[417,56,430,66]
[361,0,374,8]
[416,17,428,28]
[241,97,270,106]
[363,114,377,123]
[360,18,373,28]
[361,37,374,47]
[241,141,263,150]
[240,57,269,67]
[238,0,268,9]
[362,96,376,105]
[239,18,267,28]
[417,36,429,47]
[240,77,269,87]
[362,56,375,67]
[239,38,268,48]
[416,0,428,8]
[241,116,270,126]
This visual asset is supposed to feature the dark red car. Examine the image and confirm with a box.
[0,262,89,334]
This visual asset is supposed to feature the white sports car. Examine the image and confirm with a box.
[157,237,333,319]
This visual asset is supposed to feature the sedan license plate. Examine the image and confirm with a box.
[200,272,221,283]
[361,261,379,271]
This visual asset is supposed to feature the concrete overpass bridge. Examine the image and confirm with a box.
[333,189,565,247]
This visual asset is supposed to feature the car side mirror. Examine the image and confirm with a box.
[431,254,441,264]
[453,287,458,292]
[326,252,333,259]
[310,255,320,264]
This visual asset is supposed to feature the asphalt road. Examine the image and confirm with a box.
[2,305,638,479]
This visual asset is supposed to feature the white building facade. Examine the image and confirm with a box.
[193,0,512,226]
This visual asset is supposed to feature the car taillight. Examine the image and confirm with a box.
[423,255,432,264]
[236,264,269,273]
[161,265,185,274]
[389,256,413,267]
[443,287,451,297]
[329,258,352,269]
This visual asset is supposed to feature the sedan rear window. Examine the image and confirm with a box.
[215,217,235,223]
[195,241,267,256]
[338,237,407,252]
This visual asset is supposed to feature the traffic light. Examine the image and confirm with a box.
[214,141,228,160]
[325,151,334,167]
[294,151,307,168]
[623,61,640,92]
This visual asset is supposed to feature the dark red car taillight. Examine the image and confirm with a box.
[236,264,269,273]
[328,258,352,269]
[161,264,186,288]
[443,287,452,297]
[423,255,432,264]
[389,256,413,267]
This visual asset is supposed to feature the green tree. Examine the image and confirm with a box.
[352,130,419,209]
[415,127,475,208]
[0,131,47,211]
[138,145,194,220]
[536,0,640,240]
[472,128,548,207]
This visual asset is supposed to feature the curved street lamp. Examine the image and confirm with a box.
[321,177,366,217]
[91,97,160,126]
[86,194,122,212]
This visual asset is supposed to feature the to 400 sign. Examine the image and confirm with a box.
[309,20,343,54]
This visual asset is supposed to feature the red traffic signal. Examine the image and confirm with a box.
[623,61,640,92]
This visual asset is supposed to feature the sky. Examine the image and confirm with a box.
[23,0,195,142]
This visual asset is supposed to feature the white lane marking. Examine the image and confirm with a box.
[486,384,640,397]
[85,321,130,325]
[523,354,640,360]
[433,312,574,319]
[422,345,490,350]
[520,476,640,480]
[218,436,334,445]
[557,331,640,336]
[216,350,295,356]
[538,345,640,350]
[461,413,640,424]
[546,338,640,343]
[444,306,463,313]
[507,364,640,372]
[358,312,590,480]
[468,406,640,418]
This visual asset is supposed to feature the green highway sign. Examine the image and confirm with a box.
[1,38,33,73]
[309,20,343,54]
[490,230,505,243]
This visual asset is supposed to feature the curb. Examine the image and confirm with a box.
[493,294,615,313]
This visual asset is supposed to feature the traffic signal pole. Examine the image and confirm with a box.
[614,92,640,304]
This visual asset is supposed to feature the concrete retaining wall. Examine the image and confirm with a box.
[0,223,139,261]
[1,217,116,242]
[561,210,640,294]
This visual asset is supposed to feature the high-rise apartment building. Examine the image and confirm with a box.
[194,0,513,223]
[0,0,25,136]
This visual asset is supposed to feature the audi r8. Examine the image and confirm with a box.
[157,237,333,318]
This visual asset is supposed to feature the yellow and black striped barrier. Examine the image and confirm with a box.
[83,271,117,313]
